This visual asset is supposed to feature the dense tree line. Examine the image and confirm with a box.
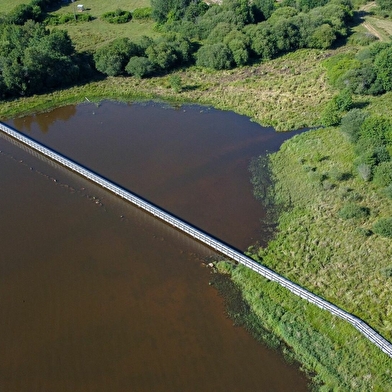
[93,0,354,78]
[93,34,194,77]
[154,0,353,70]
[0,0,91,99]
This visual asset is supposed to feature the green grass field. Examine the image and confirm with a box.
[49,0,154,51]
[0,0,154,51]
[0,0,28,14]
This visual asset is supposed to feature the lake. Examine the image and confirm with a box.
[0,101,309,391]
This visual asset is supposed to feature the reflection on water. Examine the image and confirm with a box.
[0,102,309,391]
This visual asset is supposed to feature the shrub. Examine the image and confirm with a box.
[380,266,392,277]
[132,7,152,20]
[359,116,391,146]
[321,98,341,126]
[125,56,154,78]
[101,9,132,24]
[340,109,369,143]
[329,167,351,182]
[357,163,372,181]
[373,217,392,238]
[349,32,378,46]
[338,203,370,219]
[382,183,392,199]
[373,161,392,187]
[196,43,233,70]
[335,88,353,112]
[46,13,92,25]
[169,75,182,92]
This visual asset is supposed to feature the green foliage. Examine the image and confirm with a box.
[323,53,359,88]
[196,43,233,70]
[338,203,370,219]
[373,161,392,187]
[359,116,391,147]
[335,88,353,112]
[340,109,369,143]
[46,12,93,25]
[309,23,336,49]
[7,3,43,25]
[224,30,250,66]
[0,21,80,97]
[252,0,275,20]
[101,9,132,24]
[169,74,182,92]
[357,163,372,181]
[320,99,341,126]
[374,46,392,92]
[335,43,392,96]
[376,0,392,11]
[348,32,378,46]
[383,183,392,199]
[146,41,178,69]
[373,217,392,238]
[125,56,154,78]
[132,7,152,20]
[94,38,140,76]
[151,0,196,23]
[245,22,278,60]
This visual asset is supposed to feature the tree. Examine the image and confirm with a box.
[0,21,80,96]
[196,43,233,70]
[224,30,250,66]
[146,41,178,69]
[125,56,154,78]
[245,22,277,60]
[310,24,336,49]
[374,45,392,92]
[252,0,275,21]
[94,38,139,76]
[151,0,194,23]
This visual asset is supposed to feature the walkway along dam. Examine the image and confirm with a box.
[1,121,392,359]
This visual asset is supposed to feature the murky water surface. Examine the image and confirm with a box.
[1,102,309,391]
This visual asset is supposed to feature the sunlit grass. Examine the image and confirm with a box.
[0,0,28,14]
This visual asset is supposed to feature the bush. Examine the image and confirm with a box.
[338,203,370,219]
[373,161,392,187]
[47,12,92,25]
[380,266,392,277]
[101,9,132,24]
[349,32,378,46]
[373,217,392,238]
[169,75,182,92]
[94,38,140,76]
[196,43,233,70]
[132,7,152,20]
[321,98,341,126]
[357,163,372,181]
[125,56,154,78]
[382,183,392,199]
[340,109,369,143]
[359,116,391,146]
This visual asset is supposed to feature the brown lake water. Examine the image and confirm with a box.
[0,101,309,391]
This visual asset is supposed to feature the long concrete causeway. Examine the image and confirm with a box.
[1,121,392,359]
